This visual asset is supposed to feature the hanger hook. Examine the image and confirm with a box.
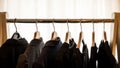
[67,19,70,32]
[92,19,94,32]
[80,19,82,32]
[52,19,55,32]
[35,19,38,31]
[103,19,105,32]
[14,18,18,32]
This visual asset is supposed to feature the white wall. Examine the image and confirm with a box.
[1,0,120,60]
[0,0,4,11]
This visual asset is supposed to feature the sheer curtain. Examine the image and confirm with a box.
[3,0,120,18]
[1,0,120,59]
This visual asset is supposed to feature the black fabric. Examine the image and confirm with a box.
[98,40,116,68]
[16,38,44,68]
[69,39,77,68]
[73,48,83,68]
[55,42,70,68]
[28,38,44,68]
[32,37,62,68]
[55,39,77,68]
[0,38,28,68]
[55,39,83,68]
[82,40,89,68]
[69,39,83,68]
[116,63,119,68]
[89,43,97,68]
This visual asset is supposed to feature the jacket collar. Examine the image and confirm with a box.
[45,37,62,47]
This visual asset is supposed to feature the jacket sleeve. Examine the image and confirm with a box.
[16,54,27,68]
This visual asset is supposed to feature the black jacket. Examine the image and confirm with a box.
[0,38,28,68]
[82,40,89,68]
[89,43,97,68]
[16,38,44,68]
[32,37,62,68]
[69,39,83,68]
[73,48,83,68]
[98,40,116,68]
[55,42,70,68]
[55,39,83,68]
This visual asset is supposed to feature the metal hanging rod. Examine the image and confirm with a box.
[7,19,114,23]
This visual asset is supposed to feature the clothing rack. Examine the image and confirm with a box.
[4,13,120,67]
[7,19,114,23]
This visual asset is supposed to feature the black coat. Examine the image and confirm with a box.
[0,38,28,68]
[82,40,89,68]
[16,38,44,68]
[32,37,62,68]
[55,42,70,68]
[55,39,83,68]
[98,40,116,68]
[88,43,97,68]
[69,39,83,68]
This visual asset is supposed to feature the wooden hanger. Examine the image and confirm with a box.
[51,31,57,40]
[76,20,83,48]
[77,32,82,48]
[65,21,71,43]
[34,31,40,39]
[51,20,58,40]
[92,32,95,47]
[34,20,40,39]
[103,21,107,42]
[65,32,71,43]
[104,31,107,41]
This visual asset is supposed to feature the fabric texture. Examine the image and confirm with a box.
[69,39,77,68]
[69,39,83,68]
[82,40,89,68]
[0,38,28,68]
[32,37,62,68]
[55,39,83,68]
[73,48,83,68]
[98,40,117,68]
[16,38,44,68]
[55,42,70,68]
[88,43,97,68]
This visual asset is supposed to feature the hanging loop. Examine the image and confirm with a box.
[103,19,105,32]
[80,19,82,32]
[103,19,107,41]
[52,19,55,32]
[12,18,21,39]
[35,19,39,31]
[92,19,94,32]
[92,19,95,46]
[67,19,70,32]
[14,18,18,32]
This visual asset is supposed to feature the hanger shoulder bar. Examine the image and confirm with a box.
[7,19,114,23]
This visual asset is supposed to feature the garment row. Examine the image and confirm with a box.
[0,32,118,68]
